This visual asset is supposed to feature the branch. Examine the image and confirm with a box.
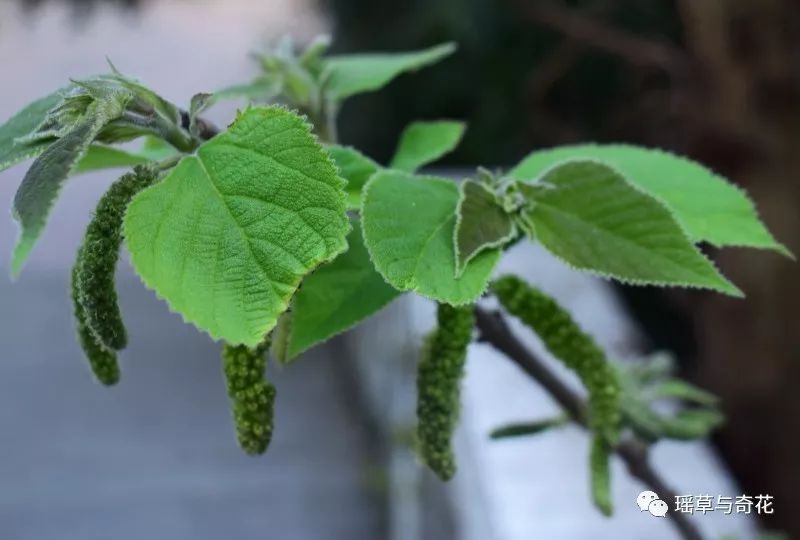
[512,0,689,75]
[474,306,703,540]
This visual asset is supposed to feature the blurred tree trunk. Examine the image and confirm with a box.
[677,0,800,534]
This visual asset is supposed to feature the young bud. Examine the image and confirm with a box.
[416,303,475,480]
[76,166,157,351]
[492,275,621,442]
[222,339,276,455]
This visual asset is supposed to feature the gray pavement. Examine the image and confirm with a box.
[0,273,385,540]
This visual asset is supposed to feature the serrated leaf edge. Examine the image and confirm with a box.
[124,106,350,346]
[525,159,744,298]
[453,178,518,277]
[515,143,792,259]
[361,171,499,306]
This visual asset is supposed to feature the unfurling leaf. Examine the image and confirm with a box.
[124,107,349,347]
[511,144,791,257]
[0,88,67,173]
[454,179,516,276]
[616,354,724,442]
[590,436,613,516]
[75,166,158,351]
[327,145,380,208]
[323,43,456,101]
[492,275,621,443]
[298,35,332,72]
[658,409,724,440]
[222,339,276,455]
[188,93,216,138]
[283,218,402,361]
[648,379,719,406]
[12,92,130,276]
[390,120,465,173]
[518,160,742,297]
[416,303,474,480]
[362,171,500,305]
[489,416,569,439]
[70,262,120,386]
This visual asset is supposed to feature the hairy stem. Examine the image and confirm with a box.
[475,306,703,540]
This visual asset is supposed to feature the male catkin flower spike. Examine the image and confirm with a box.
[70,261,120,385]
[590,435,613,516]
[222,338,276,455]
[491,275,621,442]
[76,165,157,351]
[416,303,475,480]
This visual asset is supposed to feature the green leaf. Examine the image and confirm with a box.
[75,145,150,173]
[299,35,332,72]
[511,144,791,257]
[124,107,349,347]
[138,136,180,161]
[188,93,215,138]
[648,379,719,406]
[323,43,456,101]
[454,179,516,276]
[362,170,500,305]
[283,218,402,360]
[489,416,569,439]
[11,93,129,276]
[328,145,380,208]
[390,120,465,173]
[215,75,283,102]
[519,160,742,296]
[659,409,724,440]
[589,436,613,516]
[0,89,66,173]
[75,137,180,174]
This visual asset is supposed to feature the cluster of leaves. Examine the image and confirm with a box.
[0,36,790,514]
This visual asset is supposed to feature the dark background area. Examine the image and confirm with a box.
[11,0,800,537]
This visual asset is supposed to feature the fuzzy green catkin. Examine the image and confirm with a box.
[590,435,613,516]
[491,275,621,442]
[222,338,276,455]
[76,165,157,351]
[70,261,120,385]
[416,303,475,480]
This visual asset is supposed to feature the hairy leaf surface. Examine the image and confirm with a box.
[124,107,349,346]
[323,43,456,101]
[390,120,465,173]
[285,219,402,360]
[520,161,741,296]
[511,144,790,257]
[11,93,129,276]
[362,171,499,305]
[328,145,380,208]
[0,89,66,173]
[455,179,516,276]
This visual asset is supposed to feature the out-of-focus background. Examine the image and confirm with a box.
[0,1,797,539]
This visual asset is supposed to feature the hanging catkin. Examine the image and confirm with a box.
[222,338,276,455]
[416,303,475,480]
[70,260,120,385]
[76,165,157,351]
[491,275,621,442]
